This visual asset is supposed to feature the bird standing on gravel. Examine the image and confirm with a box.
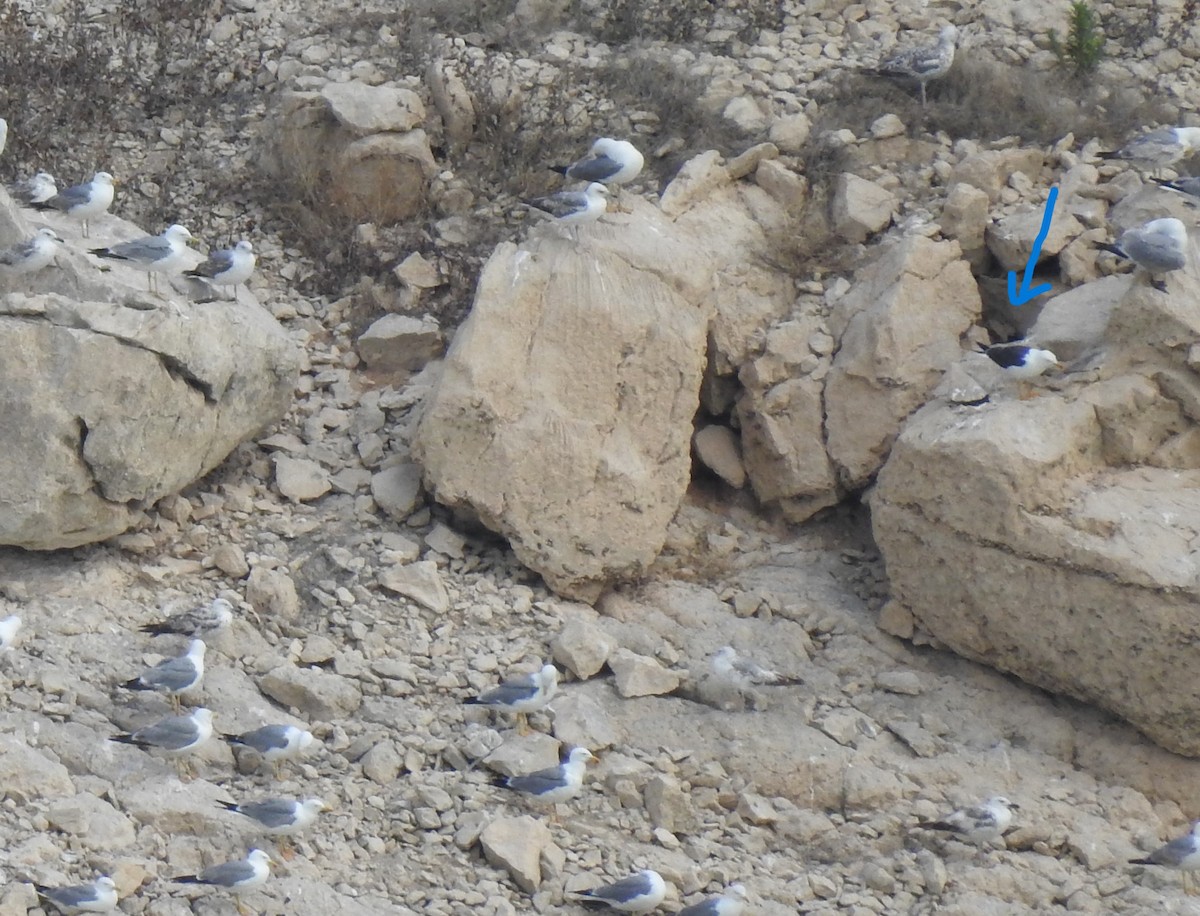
[863,24,958,108]
[918,795,1019,846]
[139,597,234,639]
[33,171,115,238]
[174,848,273,916]
[522,182,610,243]
[8,170,57,206]
[32,875,118,914]
[227,723,315,777]
[217,797,329,859]
[120,639,205,711]
[575,869,669,912]
[552,138,644,209]
[1095,216,1189,292]
[465,662,559,735]
[1097,126,1200,177]
[1129,821,1200,895]
[710,646,803,689]
[492,746,595,820]
[90,223,194,296]
[110,707,214,778]
[678,883,748,916]
[184,239,256,301]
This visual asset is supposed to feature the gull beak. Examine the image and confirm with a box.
[1054,362,1064,370]
[321,801,334,812]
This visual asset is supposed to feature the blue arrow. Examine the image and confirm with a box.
[1007,186,1058,306]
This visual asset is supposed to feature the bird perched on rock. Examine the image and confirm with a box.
[1097,127,1200,176]
[90,223,193,296]
[1152,175,1200,200]
[1095,217,1188,292]
[174,849,273,916]
[184,239,256,301]
[975,341,1061,393]
[0,228,63,277]
[1130,821,1200,895]
[139,597,234,639]
[8,170,57,206]
[0,614,21,651]
[918,795,1019,846]
[110,707,213,778]
[863,24,958,108]
[522,182,609,243]
[552,138,644,208]
[465,662,559,734]
[120,639,205,711]
[710,646,803,689]
[678,883,748,916]
[33,171,115,238]
[227,723,315,777]
[32,875,118,914]
[492,746,595,819]
[217,797,329,859]
[575,869,668,912]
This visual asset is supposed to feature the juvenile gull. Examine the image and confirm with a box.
[575,869,668,912]
[91,223,193,295]
[1096,216,1188,291]
[228,723,315,777]
[678,883,748,916]
[0,228,63,276]
[918,795,1019,846]
[8,170,57,206]
[139,597,234,638]
[492,746,595,819]
[33,171,115,238]
[1130,821,1200,895]
[465,662,559,734]
[522,182,609,242]
[1097,127,1200,175]
[552,138,644,208]
[120,639,205,711]
[174,848,272,915]
[217,797,328,858]
[110,707,213,777]
[864,24,958,107]
[0,614,21,651]
[33,876,118,914]
[711,646,803,688]
[184,239,256,300]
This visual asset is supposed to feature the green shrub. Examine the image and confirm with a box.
[1049,1,1105,76]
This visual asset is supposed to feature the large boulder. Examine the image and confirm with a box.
[872,265,1200,755]
[0,195,299,549]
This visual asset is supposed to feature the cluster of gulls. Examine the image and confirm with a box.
[1,600,324,914]
[0,126,257,303]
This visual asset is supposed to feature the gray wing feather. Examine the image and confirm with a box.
[239,725,290,752]
[526,191,588,220]
[0,240,36,265]
[188,249,233,278]
[1122,231,1186,271]
[39,885,99,907]
[198,860,256,887]
[505,768,566,795]
[566,154,622,182]
[135,717,198,749]
[51,183,94,208]
[142,656,198,690]
[237,800,300,829]
[678,899,721,916]
[1150,835,1199,866]
[106,236,171,262]
[586,874,651,903]
[475,679,538,706]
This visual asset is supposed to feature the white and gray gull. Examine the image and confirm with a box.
[678,883,748,916]
[575,869,669,912]
[0,614,20,651]
[976,342,1061,382]
[864,24,958,107]
[464,662,559,734]
[139,597,234,638]
[1096,216,1188,291]
[1129,820,1200,895]
[8,170,57,206]
[120,639,205,711]
[1097,127,1200,175]
[33,875,118,914]
[711,646,803,688]
[90,223,193,295]
[492,745,595,808]
[0,228,63,277]
[184,239,256,300]
[110,707,214,777]
[32,171,115,238]
[174,848,273,915]
[918,795,1019,846]
[522,182,609,242]
[228,723,315,776]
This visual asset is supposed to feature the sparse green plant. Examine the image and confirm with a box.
[1048,1,1105,76]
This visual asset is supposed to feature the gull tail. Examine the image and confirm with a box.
[918,819,959,833]
[138,621,178,636]
[1095,150,1122,160]
[216,800,241,813]
[173,874,205,885]
[109,733,145,748]
[489,773,512,789]
[120,677,150,691]
[89,247,127,260]
[549,164,570,176]
[1128,856,1154,865]
[1094,241,1125,257]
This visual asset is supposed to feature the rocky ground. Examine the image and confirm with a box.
[4,0,1200,914]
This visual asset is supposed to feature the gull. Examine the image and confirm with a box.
[918,795,1019,846]
[33,876,118,914]
[464,662,559,734]
[492,746,595,821]
[1152,175,1200,200]
[0,228,63,277]
[90,224,193,295]
[522,182,609,243]
[975,341,1061,399]
[184,239,256,301]
[0,614,21,651]
[1130,821,1200,895]
[575,869,668,912]
[110,707,213,778]
[552,138,644,209]
[217,797,329,859]
[0,118,7,157]
[711,646,803,688]
[120,639,205,712]
[1097,127,1200,176]
[1096,216,1188,292]
[33,171,115,238]
[174,848,273,916]
[228,723,315,777]
[678,883,748,916]
[864,24,958,108]
[8,170,58,206]
[139,597,234,638]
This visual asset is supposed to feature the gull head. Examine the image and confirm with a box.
[584,182,610,198]
[987,795,1018,810]
[193,708,214,727]
[728,883,748,899]
[295,728,316,752]
[234,240,254,254]
[1024,348,1060,375]
[94,171,115,186]
[96,877,117,891]
[210,597,235,627]
[1145,216,1188,245]
[565,746,597,766]
[36,228,64,243]
[940,24,958,45]
[247,849,274,869]
[301,797,330,814]
[164,224,193,244]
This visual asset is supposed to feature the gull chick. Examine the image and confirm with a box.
[91,223,193,296]
[120,639,205,711]
[464,662,559,734]
[575,869,668,912]
[864,24,958,108]
[711,646,803,688]
[33,875,118,914]
[918,795,1019,846]
[1096,216,1188,292]
[139,597,234,638]
[678,883,748,916]
[1130,821,1200,895]
[33,171,115,238]
[174,848,272,916]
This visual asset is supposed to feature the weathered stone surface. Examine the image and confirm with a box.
[357,314,443,374]
[986,195,1084,272]
[768,112,811,152]
[320,82,425,136]
[47,792,137,850]
[260,664,364,719]
[1030,275,1129,362]
[825,236,982,489]
[692,425,746,489]
[644,775,700,834]
[551,691,619,751]
[480,815,553,892]
[940,182,989,264]
[245,566,301,621]
[831,173,896,243]
[370,461,423,521]
[551,618,614,679]
[608,648,681,698]
[950,148,1044,202]
[378,560,450,612]
[0,737,73,798]
[274,455,331,502]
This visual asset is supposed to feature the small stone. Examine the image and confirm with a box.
[861,862,895,894]
[483,734,561,777]
[768,112,811,152]
[875,670,923,695]
[692,425,746,488]
[832,173,896,243]
[869,114,905,139]
[608,649,681,698]
[551,692,618,751]
[273,455,331,502]
[644,775,700,834]
[245,566,301,621]
[357,314,443,374]
[378,560,450,613]
[394,252,442,289]
[259,664,363,718]
[480,815,553,892]
[211,544,250,578]
[551,619,614,679]
[736,792,778,825]
[361,741,402,784]
[371,462,423,521]
[809,874,839,899]
[425,523,466,559]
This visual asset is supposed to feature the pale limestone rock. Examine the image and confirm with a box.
[361,740,402,784]
[551,692,618,751]
[950,148,1044,202]
[831,173,896,243]
[260,664,364,718]
[692,425,746,488]
[723,96,769,133]
[1030,275,1129,361]
[320,83,425,135]
[47,792,136,850]
[551,618,614,679]
[424,523,466,559]
[378,560,450,613]
[484,734,561,777]
[755,159,808,211]
[768,112,811,152]
[869,114,905,139]
[0,737,73,798]
[245,566,301,621]
[644,775,700,834]
[480,816,554,892]
[119,781,229,834]
[659,150,728,218]
[370,461,423,521]
[609,648,681,698]
[986,196,1084,272]
[273,455,331,502]
[357,314,442,374]
[425,59,476,145]
[737,792,778,825]
[940,182,989,258]
[825,237,981,489]
[212,544,250,578]
[394,251,442,289]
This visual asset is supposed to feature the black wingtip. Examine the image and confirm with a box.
[173,875,202,885]
[489,773,510,789]
[119,677,146,691]
[226,734,246,746]
[216,800,239,812]
[109,734,140,747]
[549,164,569,175]
[462,697,481,706]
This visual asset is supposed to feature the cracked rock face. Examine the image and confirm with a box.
[0,292,298,549]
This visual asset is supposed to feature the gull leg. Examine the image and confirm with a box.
[236,895,254,916]
[1018,383,1038,401]
[276,836,296,861]
[170,693,182,714]
[516,712,531,736]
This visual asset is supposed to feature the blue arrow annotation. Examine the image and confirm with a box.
[1007,185,1058,307]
